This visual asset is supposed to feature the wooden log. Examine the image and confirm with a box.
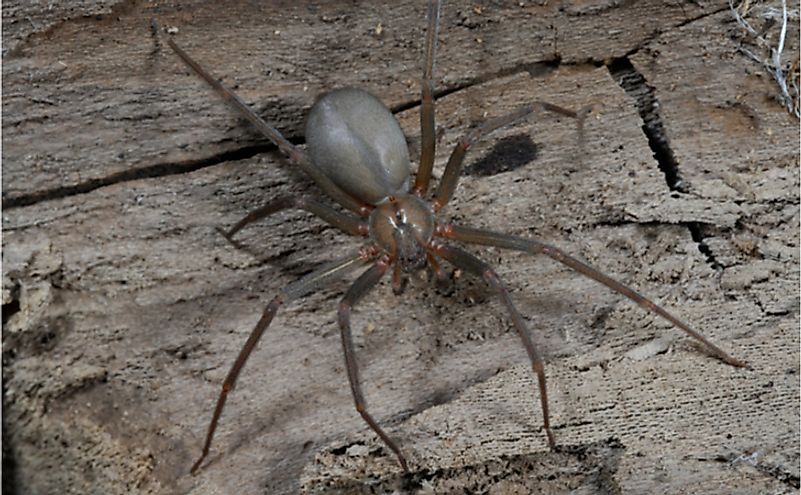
[3,1,798,493]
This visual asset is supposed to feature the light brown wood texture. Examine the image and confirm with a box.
[3,1,798,494]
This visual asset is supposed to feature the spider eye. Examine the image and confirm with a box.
[395,209,406,223]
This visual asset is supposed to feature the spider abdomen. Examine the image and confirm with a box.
[305,88,411,205]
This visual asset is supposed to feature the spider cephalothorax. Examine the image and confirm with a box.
[369,195,434,274]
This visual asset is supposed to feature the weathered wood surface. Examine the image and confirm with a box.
[3,1,798,494]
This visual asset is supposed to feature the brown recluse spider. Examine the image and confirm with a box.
[160,0,746,475]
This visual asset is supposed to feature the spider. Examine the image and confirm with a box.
[161,0,745,475]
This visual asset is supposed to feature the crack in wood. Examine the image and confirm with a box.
[1,143,273,210]
[607,57,686,192]
[607,56,724,271]
[3,53,567,211]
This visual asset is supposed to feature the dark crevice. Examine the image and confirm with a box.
[2,281,21,326]
[687,222,723,271]
[2,143,275,210]
[607,56,722,270]
[607,57,686,192]
[2,299,21,327]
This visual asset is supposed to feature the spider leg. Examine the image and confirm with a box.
[225,196,368,240]
[429,241,556,449]
[190,249,374,474]
[413,0,441,196]
[391,262,408,295]
[162,31,369,215]
[438,223,746,368]
[337,257,410,471]
[433,102,586,211]
[426,251,451,285]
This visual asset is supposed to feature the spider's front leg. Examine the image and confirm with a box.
[336,256,411,471]
[190,249,373,474]
[162,27,369,215]
[428,241,556,449]
[413,0,441,196]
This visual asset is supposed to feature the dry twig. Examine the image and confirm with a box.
[730,0,800,118]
